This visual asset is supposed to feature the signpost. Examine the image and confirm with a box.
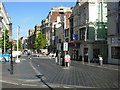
[65,55,70,62]
[9,41,13,74]
[63,42,68,51]
[9,23,13,74]
[65,55,70,67]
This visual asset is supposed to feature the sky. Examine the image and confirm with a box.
[3,2,76,39]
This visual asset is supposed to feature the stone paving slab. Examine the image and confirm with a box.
[2,56,39,80]
[31,56,119,88]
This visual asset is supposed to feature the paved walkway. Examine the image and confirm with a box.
[1,54,119,89]
[71,61,119,71]
[38,54,119,71]
[31,55,119,88]
[2,56,39,81]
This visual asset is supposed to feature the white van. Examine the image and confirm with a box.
[12,51,22,58]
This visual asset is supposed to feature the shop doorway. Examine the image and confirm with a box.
[84,48,88,62]
[93,49,100,63]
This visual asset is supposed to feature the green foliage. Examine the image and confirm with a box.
[1,29,10,51]
[14,39,22,50]
[14,44,17,51]
[18,39,22,50]
[34,29,48,50]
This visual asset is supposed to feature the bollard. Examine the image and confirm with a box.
[61,58,63,66]
[88,58,90,64]
[82,56,84,64]
[67,62,70,67]
[99,55,103,66]
[55,57,58,64]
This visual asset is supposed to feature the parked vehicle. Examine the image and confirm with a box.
[12,51,22,58]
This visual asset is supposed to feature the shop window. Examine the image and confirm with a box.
[93,49,100,58]
[111,47,120,59]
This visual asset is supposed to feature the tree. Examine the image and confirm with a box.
[34,29,48,51]
[18,39,22,50]
[14,39,22,50]
[1,29,10,52]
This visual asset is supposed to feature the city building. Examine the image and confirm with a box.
[107,1,120,64]
[0,2,12,53]
[69,0,108,63]
[41,6,72,52]
[28,25,41,50]
[20,36,28,51]
[28,29,35,49]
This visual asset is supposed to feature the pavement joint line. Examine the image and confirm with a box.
[0,80,19,85]
[29,59,46,80]
[47,83,97,88]
[63,67,70,69]
[16,79,40,82]
[21,84,38,87]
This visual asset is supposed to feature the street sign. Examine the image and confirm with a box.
[63,42,68,51]
[73,34,75,39]
[52,36,56,40]
[73,34,78,40]
[65,55,70,62]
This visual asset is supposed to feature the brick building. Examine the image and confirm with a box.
[28,25,41,50]
[41,6,72,52]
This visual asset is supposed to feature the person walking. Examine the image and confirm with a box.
[27,50,31,59]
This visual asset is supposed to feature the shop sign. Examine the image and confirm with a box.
[52,36,56,40]
[65,55,70,62]
[111,38,120,43]
[73,34,78,40]
[73,34,75,39]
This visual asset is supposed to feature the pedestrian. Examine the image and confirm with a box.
[27,50,31,59]
[58,52,61,65]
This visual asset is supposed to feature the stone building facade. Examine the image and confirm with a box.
[69,0,108,63]
[107,1,120,64]
[0,2,12,53]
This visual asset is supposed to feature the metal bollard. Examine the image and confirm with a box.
[67,62,70,67]
[82,56,84,64]
[88,58,90,64]
[99,55,103,66]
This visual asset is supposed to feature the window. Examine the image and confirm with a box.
[116,22,120,34]
[60,8,63,10]
[84,13,86,22]
[93,49,100,58]
[79,28,85,40]
[87,28,89,39]
[111,47,120,59]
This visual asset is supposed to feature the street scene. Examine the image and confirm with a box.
[0,0,120,90]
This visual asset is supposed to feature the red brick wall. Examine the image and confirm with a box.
[50,12,62,22]
[65,12,72,29]
[49,11,72,28]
